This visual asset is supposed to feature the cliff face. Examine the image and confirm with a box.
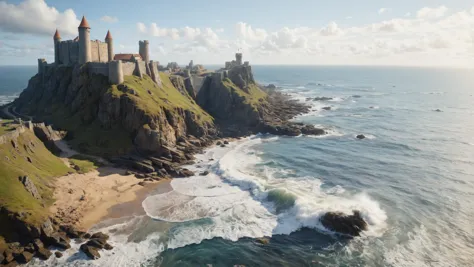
[0,124,70,246]
[14,64,215,157]
[196,65,268,127]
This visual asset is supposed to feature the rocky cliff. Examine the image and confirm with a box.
[197,65,268,128]
[14,63,215,157]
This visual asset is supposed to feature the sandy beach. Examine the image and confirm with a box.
[50,166,167,230]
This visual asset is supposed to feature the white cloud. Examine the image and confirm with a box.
[417,6,448,19]
[100,15,118,23]
[320,21,343,36]
[0,0,80,36]
[378,8,389,14]
[236,22,268,41]
[137,22,147,34]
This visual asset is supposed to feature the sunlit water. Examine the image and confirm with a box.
[3,66,474,267]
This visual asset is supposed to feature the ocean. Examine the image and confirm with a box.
[2,65,474,266]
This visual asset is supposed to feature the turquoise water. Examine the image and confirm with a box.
[2,66,474,266]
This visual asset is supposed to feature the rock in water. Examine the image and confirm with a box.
[322,106,331,111]
[320,210,368,236]
[80,244,100,260]
[255,237,270,245]
[356,134,366,140]
[313,97,333,101]
[55,251,63,258]
[36,247,52,260]
[301,125,325,136]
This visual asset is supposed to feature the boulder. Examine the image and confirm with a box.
[86,238,107,249]
[80,244,100,260]
[320,210,368,237]
[43,233,70,249]
[255,237,270,245]
[90,232,109,241]
[322,106,331,111]
[356,134,366,140]
[199,171,210,176]
[55,251,63,258]
[265,84,277,89]
[223,140,229,145]
[313,97,333,101]
[36,247,52,260]
[178,168,195,177]
[60,225,85,238]
[104,243,114,250]
[32,239,44,250]
[300,125,325,136]
[15,251,34,264]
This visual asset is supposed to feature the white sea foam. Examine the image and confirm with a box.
[0,95,18,105]
[142,135,388,252]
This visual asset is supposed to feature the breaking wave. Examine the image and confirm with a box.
[142,136,387,250]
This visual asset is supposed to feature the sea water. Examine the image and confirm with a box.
[2,66,474,267]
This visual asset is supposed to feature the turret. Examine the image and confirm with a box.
[139,40,150,63]
[235,53,243,65]
[105,30,114,62]
[53,29,61,64]
[78,16,91,64]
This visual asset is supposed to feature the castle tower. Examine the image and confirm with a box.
[53,29,61,64]
[78,16,91,64]
[139,40,150,63]
[235,53,243,65]
[105,30,114,62]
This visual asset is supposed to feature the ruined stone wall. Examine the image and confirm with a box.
[122,62,135,76]
[88,62,109,77]
[134,61,147,78]
[191,75,205,93]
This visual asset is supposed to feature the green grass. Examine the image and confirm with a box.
[114,74,213,124]
[0,130,72,225]
[69,154,102,174]
[222,78,268,109]
[0,119,18,136]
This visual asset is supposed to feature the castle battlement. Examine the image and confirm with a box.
[223,52,249,70]
[42,16,157,86]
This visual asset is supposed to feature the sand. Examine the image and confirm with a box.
[50,166,166,231]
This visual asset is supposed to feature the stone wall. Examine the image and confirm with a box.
[88,62,109,77]
[57,40,79,65]
[90,41,109,63]
[0,126,26,145]
[122,62,135,76]
[191,75,205,93]
[134,61,147,78]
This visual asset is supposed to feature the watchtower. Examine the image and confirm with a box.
[78,16,91,64]
[105,30,114,62]
[53,29,61,64]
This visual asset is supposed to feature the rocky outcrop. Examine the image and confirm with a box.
[320,210,368,237]
[197,66,265,127]
[18,176,41,200]
[32,123,63,155]
[13,64,215,158]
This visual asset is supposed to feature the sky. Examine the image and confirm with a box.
[0,0,473,67]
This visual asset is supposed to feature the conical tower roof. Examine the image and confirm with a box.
[78,16,90,28]
[105,30,112,40]
[53,29,61,39]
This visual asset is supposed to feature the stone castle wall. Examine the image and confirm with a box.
[58,40,108,65]
[88,62,109,77]
[122,62,136,76]
[90,41,109,63]
[57,41,79,65]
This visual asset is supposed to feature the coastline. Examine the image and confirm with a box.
[50,166,169,231]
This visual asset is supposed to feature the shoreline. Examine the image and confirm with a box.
[50,166,170,231]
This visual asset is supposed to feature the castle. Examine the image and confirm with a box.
[224,53,249,70]
[38,16,160,85]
